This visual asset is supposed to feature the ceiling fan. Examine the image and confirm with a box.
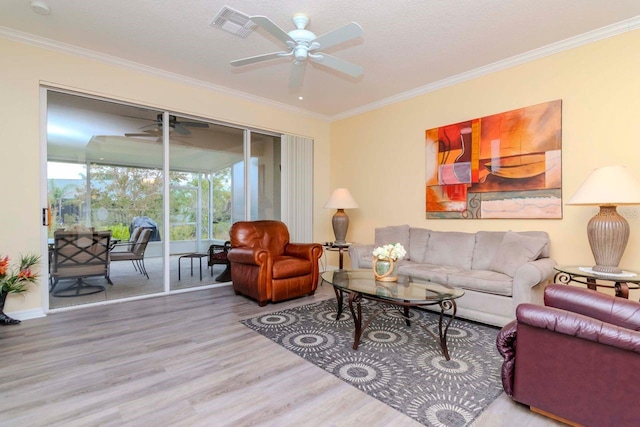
[124,113,209,136]
[122,129,198,149]
[230,13,364,88]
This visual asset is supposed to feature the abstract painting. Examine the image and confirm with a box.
[425,100,562,219]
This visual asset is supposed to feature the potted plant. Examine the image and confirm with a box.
[0,254,40,325]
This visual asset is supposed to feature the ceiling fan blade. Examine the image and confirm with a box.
[249,16,295,46]
[177,121,209,128]
[121,114,156,122]
[173,125,191,135]
[312,22,363,50]
[231,51,290,67]
[310,53,364,77]
[289,61,306,90]
[125,133,157,137]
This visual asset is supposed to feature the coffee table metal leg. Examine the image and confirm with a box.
[348,292,363,350]
[347,292,386,350]
[437,300,457,360]
[414,300,457,361]
[333,287,344,320]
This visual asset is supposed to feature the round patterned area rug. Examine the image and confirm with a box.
[242,298,503,427]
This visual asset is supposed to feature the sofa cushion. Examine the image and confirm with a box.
[272,256,312,279]
[357,254,413,270]
[489,231,547,277]
[424,231,475,270]
[409,227,430,263]
[472,231,506,270]
[398,263,460,285]
[375,224,410,259]
[447,270,513,296]
[358,253,374,267]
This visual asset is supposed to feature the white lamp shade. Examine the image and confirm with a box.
[566,165,640,206]
[324,188,359,209]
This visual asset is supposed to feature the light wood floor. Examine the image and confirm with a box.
[1,283,563,427]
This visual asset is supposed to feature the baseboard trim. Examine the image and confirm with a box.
[530,406,584,427]
[5,308,46,321]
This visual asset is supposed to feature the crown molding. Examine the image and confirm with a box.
[0,26,331,123]
[2,15,639,124]
[331,16,640,121]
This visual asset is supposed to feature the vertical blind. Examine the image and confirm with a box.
[281,134,314,242]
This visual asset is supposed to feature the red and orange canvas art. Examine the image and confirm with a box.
[425,100,562,219]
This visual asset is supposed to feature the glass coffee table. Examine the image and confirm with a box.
[321,269,465,360]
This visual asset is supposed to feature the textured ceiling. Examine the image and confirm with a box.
[1,0,640,118]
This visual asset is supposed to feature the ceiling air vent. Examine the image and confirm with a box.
[210,6,257,38]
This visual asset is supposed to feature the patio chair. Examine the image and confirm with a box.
[50,229,113,297]
[123,226,143,251]
[110,228,152,278]
[208,241,231,281]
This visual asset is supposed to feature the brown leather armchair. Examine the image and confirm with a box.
[227,220,323,306]
[497,284,640,426]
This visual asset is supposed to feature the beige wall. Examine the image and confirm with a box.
[4,28,640,315]
[0,37,333,314]
[330,28,640,299]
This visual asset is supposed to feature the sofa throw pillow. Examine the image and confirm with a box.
[489,231,547,277]
[374,224,410,260]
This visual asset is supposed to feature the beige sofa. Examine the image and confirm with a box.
[348,225,556,326]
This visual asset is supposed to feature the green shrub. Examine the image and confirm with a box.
[105,224,130,240]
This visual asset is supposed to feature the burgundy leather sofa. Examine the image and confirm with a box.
[497,284,640,426]
[227,220,323,306]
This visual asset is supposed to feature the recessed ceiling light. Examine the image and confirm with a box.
[30,1,51,15]
[298,96,304,101]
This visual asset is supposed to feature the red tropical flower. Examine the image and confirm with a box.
[0,256,9,276]
[0,254,40,294]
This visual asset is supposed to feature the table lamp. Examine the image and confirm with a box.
[566,165,640,274]
[324,188,359,245]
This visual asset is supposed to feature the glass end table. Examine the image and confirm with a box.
[553,265,640,299]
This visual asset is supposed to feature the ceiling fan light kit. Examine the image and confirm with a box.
[226,12,364,88]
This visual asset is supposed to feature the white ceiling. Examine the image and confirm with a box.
[1,0,640,118]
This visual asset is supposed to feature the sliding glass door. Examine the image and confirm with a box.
[169,118,243,290]
[45,90,287,309]
[46,92,165,308]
